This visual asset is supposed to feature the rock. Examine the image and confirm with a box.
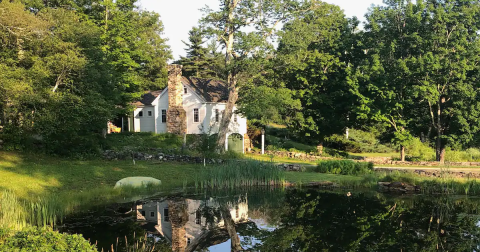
[389,182,405,188]
[114,177,161,189]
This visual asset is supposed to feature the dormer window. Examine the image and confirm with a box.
[184,86,187,94]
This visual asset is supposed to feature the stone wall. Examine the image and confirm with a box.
[375,168,480,178]
[360,156,480,167]
[103,149,225,164]
[250,149,334,162]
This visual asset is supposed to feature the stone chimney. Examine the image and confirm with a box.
[167,65,187,135]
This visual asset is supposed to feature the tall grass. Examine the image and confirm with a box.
[0,184,165,231]
[196,160,285,189]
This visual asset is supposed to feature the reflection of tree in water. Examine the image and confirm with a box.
[252,189,480,252]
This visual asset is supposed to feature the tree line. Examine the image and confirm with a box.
[0,0,170,155]
[1,0,480,163]
[187,0,480,163]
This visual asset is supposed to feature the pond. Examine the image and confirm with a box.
[59,188,480,251]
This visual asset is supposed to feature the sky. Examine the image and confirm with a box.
[138,0,384,61]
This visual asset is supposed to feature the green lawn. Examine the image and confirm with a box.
[0,151,202,199]
[0,151,341,200]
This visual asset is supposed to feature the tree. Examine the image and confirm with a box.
[176,27,219,79]
[275,2,359,154]
[411,0,480,163]
[352,0,425,161]
[200,0,313,152]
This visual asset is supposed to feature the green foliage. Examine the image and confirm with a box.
[196,161,285,189]
[105,132,183,152]
[404,138,436,161]
[275,2,359,144]
[175,27,223,79]
[316,160,374,175]
[0,226,96,252]
[0,0,170,156]
[325,129,394,153]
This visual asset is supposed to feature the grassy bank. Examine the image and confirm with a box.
[3,151,480,233]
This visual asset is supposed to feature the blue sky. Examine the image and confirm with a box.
[138,0,384,60]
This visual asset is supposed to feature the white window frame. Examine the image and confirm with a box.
[193,108,200,123]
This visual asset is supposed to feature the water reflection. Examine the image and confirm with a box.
[60,189,480,252]
[136,195,248,251]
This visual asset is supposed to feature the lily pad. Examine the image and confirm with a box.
[114,177,161,189]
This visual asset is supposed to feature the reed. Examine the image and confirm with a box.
[0,183,165,231]
[196,160,285,189]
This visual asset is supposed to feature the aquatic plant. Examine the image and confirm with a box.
[196,160,285,189]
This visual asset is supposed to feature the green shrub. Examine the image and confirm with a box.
[405,138,435,161]
[325,129,394,153]
[316,160,374,175]
[104,132,183,152]
[0,227,96,252]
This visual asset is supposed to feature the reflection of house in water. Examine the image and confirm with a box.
[136,195,248,251]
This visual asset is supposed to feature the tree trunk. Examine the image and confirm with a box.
[436,134,446,164]
[215,1,238,152]
[220,205,243,252]
[400,145,405,162]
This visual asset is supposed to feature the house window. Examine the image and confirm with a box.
[195,211,201,225]
[163,208,169,222]
[234,113,238,123]
[150,212,155,217]
[193,108,199,123]
[215,109,220,122]
[138,111,143,117]
[184,87,188,94]
[147,110,153,117]
[161,109,167,123]
[141,211,145,216]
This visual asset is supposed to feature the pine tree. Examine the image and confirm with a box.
[177,27,217,79]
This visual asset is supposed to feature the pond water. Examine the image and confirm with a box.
[59,189,480,251]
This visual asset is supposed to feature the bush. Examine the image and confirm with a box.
[104,132,183,152]
[316,160,374,175]
[325,129,394,153]
[405,138,435,161]
[0,227,96,252]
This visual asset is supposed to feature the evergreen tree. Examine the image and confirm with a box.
[176,27,222,79]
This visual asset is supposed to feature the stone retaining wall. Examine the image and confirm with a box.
[103,150,225,164]
[375,168,480,179]
[250,150,334,162]
[361,156,480,167]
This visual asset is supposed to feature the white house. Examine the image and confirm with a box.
[136,196,248,251]
[127,65,249,153]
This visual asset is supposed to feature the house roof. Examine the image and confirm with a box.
[182,77,229,103]
[133,90,163,107]
[133,77,229,107]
